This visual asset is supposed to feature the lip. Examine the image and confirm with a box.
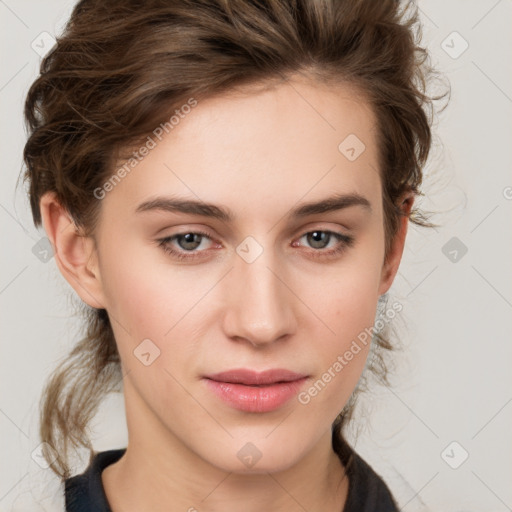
[203,369,309,413]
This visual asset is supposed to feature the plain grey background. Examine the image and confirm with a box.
[1,1,511,510]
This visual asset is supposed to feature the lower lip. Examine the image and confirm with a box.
[204,378,308,413]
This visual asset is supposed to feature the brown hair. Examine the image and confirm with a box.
[22,0,447,478]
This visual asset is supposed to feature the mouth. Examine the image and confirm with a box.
[202,368,309,413]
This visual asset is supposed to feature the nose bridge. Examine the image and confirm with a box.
[222,237,296,346]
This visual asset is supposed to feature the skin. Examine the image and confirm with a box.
[40,76,412,512]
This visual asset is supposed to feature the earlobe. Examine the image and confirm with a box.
[39,192,106,309]
[378,193,415,296]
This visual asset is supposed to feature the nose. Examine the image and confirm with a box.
[222,244,297,348]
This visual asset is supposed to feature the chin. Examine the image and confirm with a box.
[200,435,310,475]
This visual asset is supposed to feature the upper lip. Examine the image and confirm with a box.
[204,369,308,385]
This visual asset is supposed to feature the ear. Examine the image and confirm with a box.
[39,191,106,309]
[378,192,414,296]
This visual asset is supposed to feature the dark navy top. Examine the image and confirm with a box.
[65,444,399,511]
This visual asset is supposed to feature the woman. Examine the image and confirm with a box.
[21,0,444,510]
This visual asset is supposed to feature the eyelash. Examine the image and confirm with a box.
[157,229,354,262]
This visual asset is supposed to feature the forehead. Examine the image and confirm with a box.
[101,78,381,224]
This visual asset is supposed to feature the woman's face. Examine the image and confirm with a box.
[88,78,402,473]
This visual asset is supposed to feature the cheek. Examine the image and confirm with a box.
[98,237,210,337]
[303,248,384,340]
[297,280,376,417]
[310,275,377,374]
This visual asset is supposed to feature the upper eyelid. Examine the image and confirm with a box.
[161,219,353,237]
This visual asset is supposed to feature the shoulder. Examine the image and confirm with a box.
[343,451,399,512]
[65,449,126,512]
[334,438,399,512]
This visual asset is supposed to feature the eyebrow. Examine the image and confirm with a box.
[135,193,372,222]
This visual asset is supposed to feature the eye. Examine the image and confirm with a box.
[293,230,354,259]
[157,230,216,261]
